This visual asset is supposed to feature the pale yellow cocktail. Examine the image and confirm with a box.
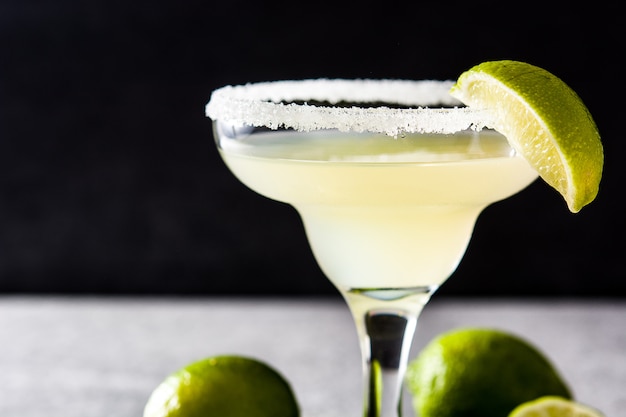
[219,129,537,291]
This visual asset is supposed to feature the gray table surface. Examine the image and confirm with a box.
[0,296,623,417]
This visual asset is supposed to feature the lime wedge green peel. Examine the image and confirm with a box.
[450,60,603,212]
[509,396,605,417]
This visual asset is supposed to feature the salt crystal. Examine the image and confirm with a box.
[205,79,495,136]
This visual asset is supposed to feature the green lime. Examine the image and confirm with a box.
[405,327,571,417]
[450,60,603,212]
[143,355,300,417]
[509,396,605,417]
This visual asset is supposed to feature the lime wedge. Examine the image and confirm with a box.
[450,60,603,212]
[509,396,605,417]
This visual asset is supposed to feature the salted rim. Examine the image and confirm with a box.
[205,79,495,137]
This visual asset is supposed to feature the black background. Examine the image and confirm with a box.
[0,0,623,297]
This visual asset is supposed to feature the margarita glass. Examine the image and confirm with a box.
[206,79,538,417]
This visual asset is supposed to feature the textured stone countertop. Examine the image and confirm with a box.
[0,296,623,417]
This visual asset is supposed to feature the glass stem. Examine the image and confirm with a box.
[342,287,435,417]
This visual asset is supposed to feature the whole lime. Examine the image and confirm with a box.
[406,327,571,417]
[143,355,300,417]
